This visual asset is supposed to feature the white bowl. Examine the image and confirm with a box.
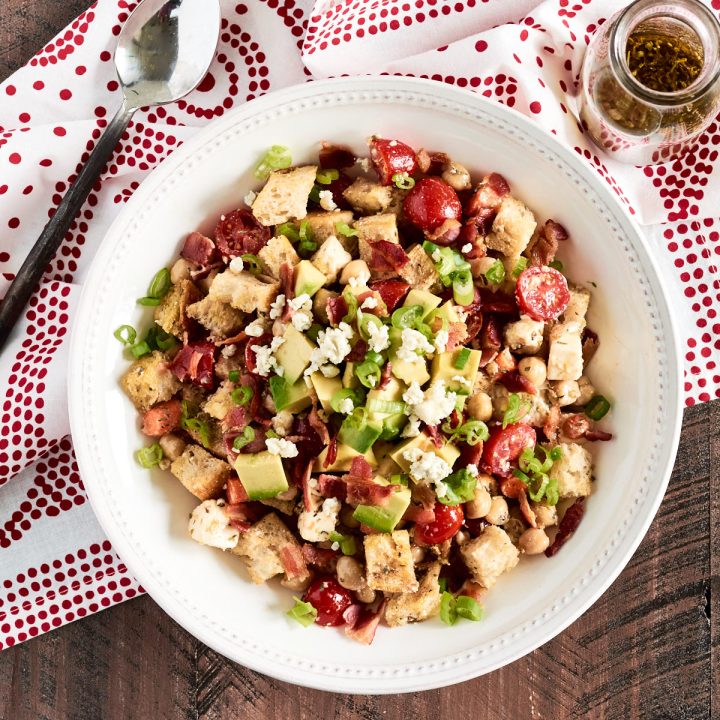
[68,77,682,694]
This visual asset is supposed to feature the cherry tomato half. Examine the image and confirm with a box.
[403,177,462,232]
[414,504,464,545]
[369,137,417,185]
[515,265,571,321]
[482,423,536,477]
[303,577,354,626]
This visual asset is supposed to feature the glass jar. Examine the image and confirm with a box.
[579,0,720,165]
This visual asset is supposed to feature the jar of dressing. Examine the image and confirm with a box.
[579,0,720,165]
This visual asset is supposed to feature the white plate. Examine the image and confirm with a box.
[68,77,682,694]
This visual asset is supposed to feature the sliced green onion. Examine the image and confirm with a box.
[129,341,151,359]
[137,296,162,307]
[277,222,300,242]
[440,591,458,626]
[308,184,321,203]
[436,468,477,505]
[364,350,384,366]
[335,221,358,237]
[426,309,449,333]
[585,395,611,421]
[329,531,357,556]
[367,398,406,415]
[144,324,177,352]
[254,145,292,180]
[330,388,364,414]
[232,426,255,452]
[286,596,317,627]
[549,446,563,462]
[484,259,506,285]
[549,259,564,272]
[502,393,529,429]
[512,257,528,278]
[298,240,317,257]
[438,577,448,593]
[392,172,415,190]
[455,595,484,622]
[454,348,471,370]
[307,323,322,342]
[135,443,163,469]
[183,417,212,448]
[545,476,559,506]
[423,241,470,286]
[355,360,381,388]
[231,386,254,406]
[316,168,340,185]
[391,473,409,487]
[147,268,171,299]
[342,289,359,323]
[241,254,263,275]
[442,419,489,445]
[114,325,137,346]
[228,369,241,383]
[391,305,423,329]
[452,270,474,306]
[358,313,383,341]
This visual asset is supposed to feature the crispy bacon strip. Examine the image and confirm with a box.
[344,600,386,645]
[301,543,338,572]
[497,371,536,395]
[529,219,568,267]
[279,544,310,581]
[181,231,218,266]
[545,499,585,557]
[366,239,410,274]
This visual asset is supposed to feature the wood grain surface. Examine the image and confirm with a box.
[0,3,717,718]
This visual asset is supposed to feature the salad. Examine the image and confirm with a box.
[118,137,612,644]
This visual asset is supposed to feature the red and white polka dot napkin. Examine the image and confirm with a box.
[0,0,718,650]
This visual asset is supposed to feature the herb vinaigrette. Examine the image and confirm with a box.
[626,31,704,92]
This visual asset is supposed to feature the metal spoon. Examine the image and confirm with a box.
[0,0,220,351]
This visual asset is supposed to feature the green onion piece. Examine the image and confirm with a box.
[366,398,406,415]
[392,172,415,190]
[549,259,564,272]
[436,468,477,505]
[308,184,321,203]
[423,241,471,286]
[358,313,383,341]
[585,395,611,421]
[299,220,314,243]
[527,475,550,503]
[232,426,255,452]
[452,270,474,306]
[286,596,317,627]
[545,477,560,506]
[335,221,358,238]
[228,369,241,383]
[147,325,178,352]
[391,305,423,329]
[512,257,529,278]
[135,443,163,469]
[364,350,384,366]
[342,289,359,323]
[426,309,449,333]
[298,240,317,257]
[307,323,322,342]
[254,145,292,180]
[415,322,433,341]
[329,531,357,556]
[129,341,151,359]
[455,596,484,622]
[183,417,212,448]
[241,254,263,275]
[231,386,254,406]
[316,168,340,185]
[355,360,381,388]
[549,446,563,462]
[440,592,458,626]
[454,348,471,370]
[438,577,448,593]
[442,419,488,445]
[137,296,162,307]
[391,473,409,487]
[266,430,279,439]
[147,268,171,299]
[484,259,506,285]
[330,388,364,414]
[502,393,529,429]
[114,325,137,346]
[277,222,300,242]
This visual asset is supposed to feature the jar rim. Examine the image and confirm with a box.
[610,0,720,106]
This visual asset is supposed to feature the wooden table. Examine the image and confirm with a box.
[1,3,717,718]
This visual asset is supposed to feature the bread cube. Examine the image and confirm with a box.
[547,321,584,381]
[186,295,245,340]
[342,177,393,214]
[188,499,239,550]
[549,442,593,498]
[561,286,591,329]
[305,210,354,244]
[311,235,352,284]
[154,281,186,338]
[503,316,545,355]
[258,235,300,279]
[385,562,442,627]
[354,213,399,245]
[209,269,280,313]
[202,380,234,421]
[232,512,304,584]
[170,444,233,500]
[215,349,243,381]
[121,351,181,412]
[460,525,519,589]
[397,244,441,291]
[486,196,537,258]
[251,165,317,227]
[364,530,418,593]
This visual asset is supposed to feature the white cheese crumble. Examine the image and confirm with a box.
[466,464,479,477]
[244,318,266,337]
[455,306,468,323]
[188,500,239,550]
[367,322,390,353]
[403,448,452,486]
[220,344,237,358]
[434,329,449,353]
[306,322,354,375]
[461,243,472,254]
[451,374,472,390]
[265,437,299,458]
[272,410,293,437]
[252,336,285,377]
[355,157,371,172]
[361,296,378,310]
[401,416,421,438]
[243,190,257,207]
[404,380,457,427]
[320,364,340,377]
[318,189,338,211]
[229,257,244,273]
[269,293,286,320]
[396,328,434,364]
[297,497,341,542]
[338,397,355,414]
[402,382,425,407]
[289,293,313,332]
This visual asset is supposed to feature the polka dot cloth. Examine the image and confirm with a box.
[0,0,717,650]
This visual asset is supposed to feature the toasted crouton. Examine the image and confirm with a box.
[503,316,545,355]
[547,321,584,381]
[354,213,399,245]
[251,166,317,226]
[188,499,239,550]
[311,235,352,284]
[385,562,442,627]
[202,380,234,421]
[154,282,185,338]
[215,349,243,380]
[232,512,305,584]
[121,351,181,412]
[560,286,591,329]
[486,197,537,258]
[549,442,593,498]
[170,444,233,500]
[397,244,441,291]
[364,530,418,593]
[342,177,393,214]
[209,269,280,313]
[304,210,354,245]
[460,525,519,589]
[186,295,245,340]
[258,235,300,279]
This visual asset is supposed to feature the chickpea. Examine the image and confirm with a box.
[518,528,550,555]
[553,379,581,407]
[576,375,595,406]
[198,269,218,293]
[158,433,186,461]
[503,518,526,545]
[518,356,547,390]
[531,503,558,530]
[313,289,337,324]
[339,259,371,286]
[411,545,426,564]
[170,258,193,284]
[467,391,493,422]
[356,586,376,604]
[336,556,364,591]
[484,496,509,525]
[476,473,497,495]
[465,485,492,519]
[340,506,360,529]
[441,161,472,191]
[281,575,312,592]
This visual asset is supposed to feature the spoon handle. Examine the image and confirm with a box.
[0,101,135,352]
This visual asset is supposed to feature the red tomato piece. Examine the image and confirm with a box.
[403,177,462,232]
[303,577,354,627]
[515,266,571,321]
[414,504,464,545]
[141,400,182,437]
[369,137,417,185]
[215,208,270,257]
[482,424,536,477]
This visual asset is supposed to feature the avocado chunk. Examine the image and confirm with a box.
[403,288,441,318]
[435,300,461,325]
[379,412,407,440]
[353,484,411,533]
[366,377,406,420]
[294,260,326,297]
[314,443,377,472]
[234,451,289,500]
[431,348,481,394]
[343,362,360,389]
[390,433,460,473]
[310,372,342,413]
[275,324,315,384]
[269,375,312,413]
[338,412,383,453]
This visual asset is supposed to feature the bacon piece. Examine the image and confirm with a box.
[366,239,410,274]
[585,429,613,442]
[226,477,249,504]
[178,280,202,343]
[345,601,385,645]
[346,481,399,507]
[347,456,373,483]
[477,288,517,314]
[223,405,249,432]
[455,580,486,604]
[324,435,338,469]
[517,488,537,528]
[141,400,182,437]
[495,348,517,373]
[300,460,317,512]
[279,262,295,301]
[424,424,443,449]
[445,321,469,351]
[464,172,510,216]
[326,295,349,326]
[530,220,568,267]
[301,543,338,572]
[543,404,561,443]
[368,279,410,312]
[318,474,347,500]
[346,338,368,362]
[279,544,310,581]
[426,218,462,246]
[170,342,215,388]
[416,148,450,175]
[319,143,356,169]
[224,427,266,456]
[464,518,486,538]
[244,332,272,375]
[545,499,585,557]
[480,315,502,350]
[224,502,265,524]
[181,231,218,266]
[215,209,270,257]
[472,207,498,236]
[379,361,393,389]
[478,349,498,368]
[458,440,483,469]
[498,371,537,395]
[308,404,330,446]
[499,476,526,499]
[582,328,600,366]
[324,171,353,210]
[562,414,591,439]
